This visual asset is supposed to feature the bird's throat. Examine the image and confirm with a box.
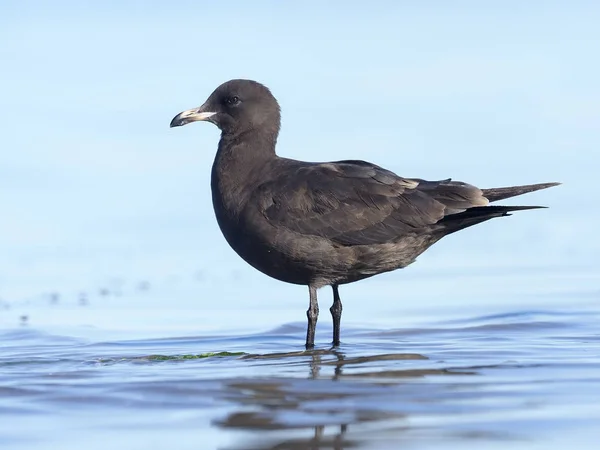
[211,130,277,215]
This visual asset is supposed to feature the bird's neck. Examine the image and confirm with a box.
[211,129,278,214]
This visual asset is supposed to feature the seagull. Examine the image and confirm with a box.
[170,79,559,349]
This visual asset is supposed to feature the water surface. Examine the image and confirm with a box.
[2,270,599,450]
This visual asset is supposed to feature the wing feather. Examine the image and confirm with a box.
[256,160,487,246]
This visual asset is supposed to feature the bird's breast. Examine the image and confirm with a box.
[209,171,312,285]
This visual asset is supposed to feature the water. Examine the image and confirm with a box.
[2,267,599,450]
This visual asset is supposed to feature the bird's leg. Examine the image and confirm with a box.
[330,285,343,347]
[305,285,319,349]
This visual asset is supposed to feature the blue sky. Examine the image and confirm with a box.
[0,1,598,303]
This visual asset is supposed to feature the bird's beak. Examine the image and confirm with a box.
[170,104,216,128]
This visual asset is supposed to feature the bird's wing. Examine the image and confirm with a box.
[255,160,489,246]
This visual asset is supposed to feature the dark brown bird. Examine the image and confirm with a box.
[170,79,559,349]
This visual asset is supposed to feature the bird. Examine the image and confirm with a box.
[170,79,559,349]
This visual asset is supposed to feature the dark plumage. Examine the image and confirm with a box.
[170,79,559,348]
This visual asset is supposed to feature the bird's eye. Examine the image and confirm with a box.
[225,96,240,106]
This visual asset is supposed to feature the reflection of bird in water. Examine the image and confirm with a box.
[217,348,463,449]
[311,423,347,450]
[171,79,559,349]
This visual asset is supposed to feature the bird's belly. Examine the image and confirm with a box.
[211,202,439,287]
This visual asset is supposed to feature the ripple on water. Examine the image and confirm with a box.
[1,308,600,449]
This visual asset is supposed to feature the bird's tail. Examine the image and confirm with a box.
[482,182,560,203]
[437,205,546,234]
[432,181,559,236]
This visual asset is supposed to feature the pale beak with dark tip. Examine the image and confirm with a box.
[170,106,216,128]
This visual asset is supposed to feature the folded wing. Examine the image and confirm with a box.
[256,160,490,246]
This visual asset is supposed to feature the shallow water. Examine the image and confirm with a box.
[2,269,599,450]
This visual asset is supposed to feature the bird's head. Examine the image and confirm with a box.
[170,79,281,136]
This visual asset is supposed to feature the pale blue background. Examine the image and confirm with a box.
[0,1,598,323]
